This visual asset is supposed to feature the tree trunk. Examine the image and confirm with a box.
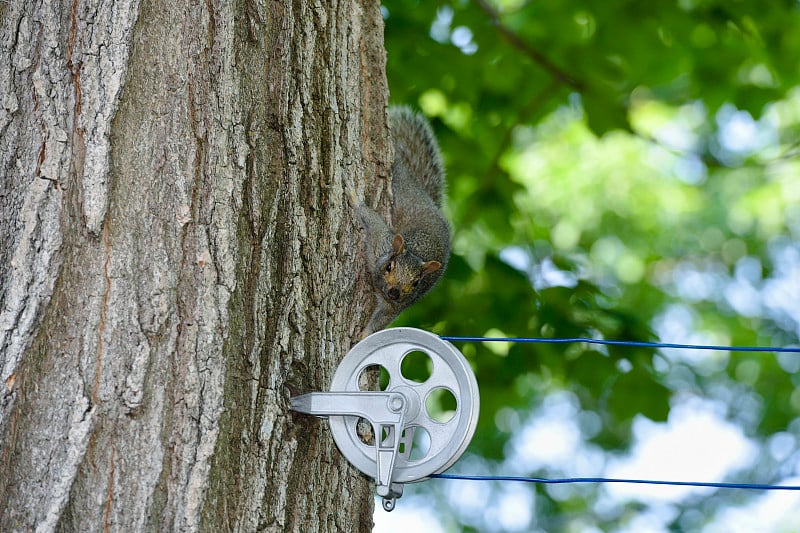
[0,0,391,531]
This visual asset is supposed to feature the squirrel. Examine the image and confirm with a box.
[354,106,451,337]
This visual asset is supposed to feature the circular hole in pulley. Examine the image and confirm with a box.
[357,364,390,391]
[426,387,457,424]
[355,418,375,446]
[400,350,433,383]
[402,426,431,462]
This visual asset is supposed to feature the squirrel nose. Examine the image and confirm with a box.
[387,288,400,300]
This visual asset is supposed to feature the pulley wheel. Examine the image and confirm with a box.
[328,328,480,483]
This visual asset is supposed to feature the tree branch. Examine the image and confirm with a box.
[474,0,586,92]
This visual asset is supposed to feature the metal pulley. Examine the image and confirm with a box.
[290,328,480,511]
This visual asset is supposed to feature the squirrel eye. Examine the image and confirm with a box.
[385,262,393,274]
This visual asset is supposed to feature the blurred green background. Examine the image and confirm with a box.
[380,1,800,531]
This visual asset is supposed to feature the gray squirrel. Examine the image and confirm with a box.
[355,106,451,336]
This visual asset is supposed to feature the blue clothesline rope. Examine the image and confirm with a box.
[423,335,800,494]
[441,336,800,353]
[429,473,800,491]
[433,335,800,493]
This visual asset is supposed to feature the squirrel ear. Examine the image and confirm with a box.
[391,234,405,255]
[421,261,441,275]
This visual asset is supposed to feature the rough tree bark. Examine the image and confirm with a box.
[0,0,391,531]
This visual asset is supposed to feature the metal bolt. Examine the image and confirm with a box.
[389,395,404,412]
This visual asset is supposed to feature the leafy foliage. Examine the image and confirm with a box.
[381,1,800,531]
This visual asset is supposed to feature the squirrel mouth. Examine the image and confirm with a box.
[387,288,400,301]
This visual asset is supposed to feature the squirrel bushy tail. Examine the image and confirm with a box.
[355,106,451,337]
[389,106,446,206]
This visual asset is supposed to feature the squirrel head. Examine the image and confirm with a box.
[379,234,442,302]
